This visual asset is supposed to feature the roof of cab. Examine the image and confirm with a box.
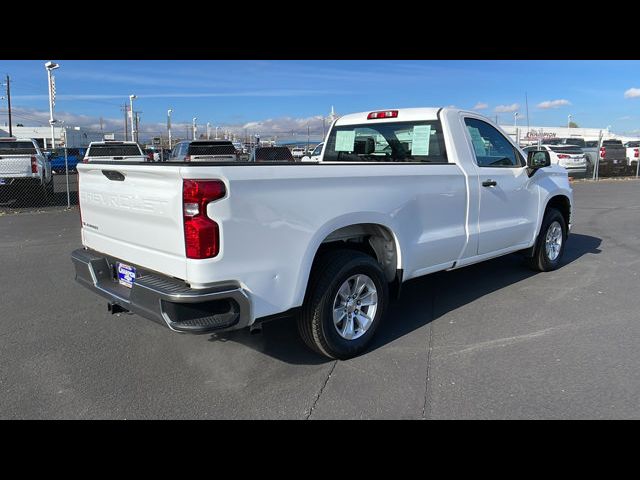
[335,107,447,125]
[88,140,139,145]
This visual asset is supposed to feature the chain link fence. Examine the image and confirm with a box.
[1,141,638,215]
[0,147,81,213]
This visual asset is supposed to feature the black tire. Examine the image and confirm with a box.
[298,249,389,360]
[527,207,567,272]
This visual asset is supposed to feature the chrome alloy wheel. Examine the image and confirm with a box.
[545,220,563,261]
[332,274,378,340]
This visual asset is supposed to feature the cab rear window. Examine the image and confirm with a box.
[0,141,37,155]
[87,145,143,157]
[323,120,448,163]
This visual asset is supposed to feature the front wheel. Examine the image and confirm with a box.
[527,207,567,272]
[298,249,389,360]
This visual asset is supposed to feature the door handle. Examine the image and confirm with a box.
[482,179,497,187]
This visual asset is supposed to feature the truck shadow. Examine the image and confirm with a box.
[208,233,601,365]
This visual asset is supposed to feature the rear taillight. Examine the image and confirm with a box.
[634,148,639,158]
[30,156,37,173]
[557,154,570,159]
[599,146,606,158]
[367,110,398,120]
[183,180,226,259]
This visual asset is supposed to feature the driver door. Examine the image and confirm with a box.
[463,117,539,255]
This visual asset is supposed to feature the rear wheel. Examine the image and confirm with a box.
[298,249,389,360]
[527,207,567,272]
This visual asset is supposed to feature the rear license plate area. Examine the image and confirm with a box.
[116,262,136,288]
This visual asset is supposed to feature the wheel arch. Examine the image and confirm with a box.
[544,194,571,231]
[293,216,402,308]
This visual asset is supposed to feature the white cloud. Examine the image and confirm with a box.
[537,99,571,109]
[624,88,640,99]
[473,102,488,110]
[494,103,520,113]
[2,106,332,140]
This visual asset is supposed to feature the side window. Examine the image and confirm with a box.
[464,118,524,168]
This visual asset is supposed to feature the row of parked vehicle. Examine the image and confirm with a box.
[79,140,326,164]
[519,137,638,176]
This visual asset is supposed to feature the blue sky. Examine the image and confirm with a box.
[2,60,640,139]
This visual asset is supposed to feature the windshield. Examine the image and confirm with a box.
[564,138,585,147]
[324,120,448,163]
[0,141,37,155]
[188,142,236,156]
[87,144,143,157]
[254,147,295,162]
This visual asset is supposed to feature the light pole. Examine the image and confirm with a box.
[567,114,573,129]
[192,117,197,140]
[207,122,211,140]
[167,109,172,149]
[45,61,60,150]
[129,95,137,142]
[513,112,519,128]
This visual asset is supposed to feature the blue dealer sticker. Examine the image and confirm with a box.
[117,263,136,288]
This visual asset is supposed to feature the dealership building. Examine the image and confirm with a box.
[498,125,639,144]
[0,125,106,148]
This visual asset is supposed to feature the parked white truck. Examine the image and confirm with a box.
[0,137,53,199]
[71,108,572,359]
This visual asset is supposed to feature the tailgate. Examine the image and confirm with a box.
[0,156,32,177]
[77,163,187,280]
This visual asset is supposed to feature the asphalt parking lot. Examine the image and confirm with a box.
[1,179,639,419]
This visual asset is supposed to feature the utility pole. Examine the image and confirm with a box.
[99,116,104,134]
[167,109,172,149]
[5,75,13,137]
[525,92,530,136]
[129,95,137,143]
[121,104,129,141]
[307,123,310,153]
[207,122,211,140]
[192,117,197,140]
[135,112,141,144]
[45,61,60,150]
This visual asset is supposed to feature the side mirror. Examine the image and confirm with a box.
[527,150,551,169]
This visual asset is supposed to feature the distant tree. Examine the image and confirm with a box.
[568,121,579,128]
[16,123,24,127]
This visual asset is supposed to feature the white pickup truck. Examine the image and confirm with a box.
[71,107,572,359]
[0,137,53,198]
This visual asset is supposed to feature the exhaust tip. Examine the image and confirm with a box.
[249,324,263,335]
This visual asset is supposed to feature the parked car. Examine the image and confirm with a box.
[291,146,306,159]
[523,144,587,176]
[250,146,296,162]
[0,137,53,199]
[302,142,324,162]
[624,141,639,168]
[83,141,147,163]
[169,140,238,162]
[72,107,572,359]
[593,139,628,175]
[47,148,86,173]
